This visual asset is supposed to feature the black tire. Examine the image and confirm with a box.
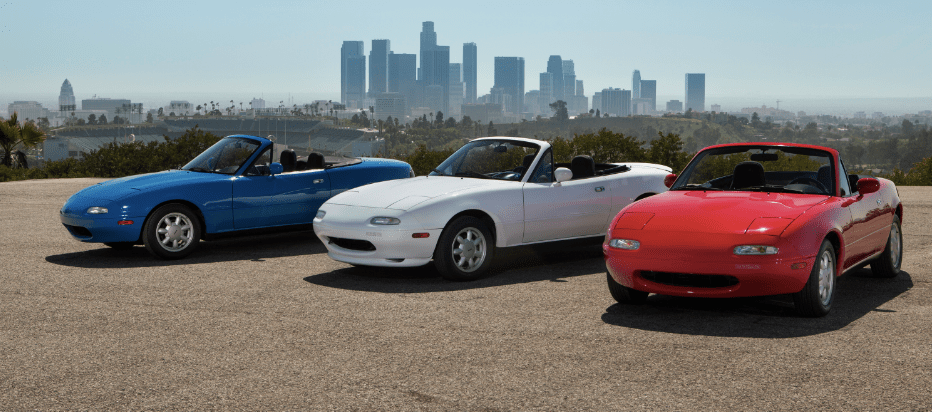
[104,242,135,250]
[794,240,836,317]
[607,272,648,304]
[433,216,495,281]
[143,204,201,260]
[870,215,902,278]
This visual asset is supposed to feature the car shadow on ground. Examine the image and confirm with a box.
[304,238,607,293]
[601,268,915,338]
[46,230,326,268]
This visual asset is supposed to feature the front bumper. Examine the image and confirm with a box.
[604,231,817,298]
[60,213,142,243]
[313,204,441,267]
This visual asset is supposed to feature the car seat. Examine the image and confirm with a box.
[731,161,765,189]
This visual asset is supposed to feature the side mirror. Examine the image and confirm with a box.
[269,162,284,175]
[664,173,677,188]
[554,167,573,183]
[857,177,880,195]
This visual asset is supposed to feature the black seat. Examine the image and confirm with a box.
[570,155,596,179]
[295,159,308,171]
[817,165,833,194]
[280,149,296,173]
[308,152,325,169]
[731,161,765,189]
[513,154,536,174]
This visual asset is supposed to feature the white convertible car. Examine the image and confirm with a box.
[313,137,672,280]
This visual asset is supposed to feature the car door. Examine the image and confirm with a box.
[267,169,331,226]
[232,147,275,229]
[838,158,882,268]
[522,150,612,242]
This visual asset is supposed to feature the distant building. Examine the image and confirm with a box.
[601,88,631,117]
[7,101,51,122]
[592,92,602,113]
[639,80,656,113]
[872,112,884,119]
[576,80,584,97]
[667,100,683,112]
[632,70,641,99]
[375,93,406,123]
[389,53,416,114]
[685,73,705,112]
[632,98,652,115]
[463,42,478,104]
[547,55,564,103]
[462,103,503,125]
[59,79,76,112]
[493,57,525,115]
[539,72,553,115]
[165,101,193,116]
[369,39,391,95]
[250,98,266,109]
[854,111,867,119]
[422,45,450,114]
[449,63,464,117]
[711,104,722,112]
[341,41,365,107]
[525,90,540,115]
[83,97,142,121]
[573,95,589,115]
[419,21,437,81]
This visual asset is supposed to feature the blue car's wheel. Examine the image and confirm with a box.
[143,204,201,260]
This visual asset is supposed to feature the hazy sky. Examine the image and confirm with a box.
[2,0,931,107]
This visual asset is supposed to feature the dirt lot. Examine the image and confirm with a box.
[1,178,930,411]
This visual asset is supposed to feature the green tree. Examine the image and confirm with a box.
[487,121,498,136]
[549,100,569,121]
[87,113,97,125]
[444,117,457,128]
[648,132,691,172]
[98,114,108,125]
[0,113,47,167]
[146,112,154,123]
[572,128,645,164]
[435,111,444,127]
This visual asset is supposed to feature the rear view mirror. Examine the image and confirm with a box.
[750,153,778,162]
[554,167,573,183]
[493,145,508,153]
[857,177,880,195]
[664,173,677,188]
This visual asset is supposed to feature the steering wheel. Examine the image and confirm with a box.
[788,177,829,194]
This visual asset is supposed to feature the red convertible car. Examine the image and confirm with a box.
[603,142,903,317]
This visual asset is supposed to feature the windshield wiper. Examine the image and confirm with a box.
[186,167,214,173]
[430,168,446,176]
[454,170,490,179]
[741,185,806,194]
[673,184,723,191]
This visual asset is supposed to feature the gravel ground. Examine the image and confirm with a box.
[1,178,930,411]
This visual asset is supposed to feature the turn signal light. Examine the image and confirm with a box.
[791,262,807,270]
[117,220,134,225]
[412,233,430,238]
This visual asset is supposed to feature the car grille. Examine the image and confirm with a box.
[639,271,739,288]
[328,237,376,252]
[64,224,93,238]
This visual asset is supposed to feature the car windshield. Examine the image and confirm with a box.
[182,137,261,175]
[428,139,540,181]
[672,146,835,195]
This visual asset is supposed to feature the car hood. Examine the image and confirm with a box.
[325,175,498,210]
[73,170,224,201]
[620,190,830,235]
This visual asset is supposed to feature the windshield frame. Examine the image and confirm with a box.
[428,138,542,182]
[672,144,838,196]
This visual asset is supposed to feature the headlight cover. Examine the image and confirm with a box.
[370,216,401,225]
[734,245,778,255]
[609,238,640,250]
[315,210,326,220]
[86,207,109,214]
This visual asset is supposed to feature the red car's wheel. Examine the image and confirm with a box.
[794,240,836,317]
[870,215,902,278]
[607,272,648,304]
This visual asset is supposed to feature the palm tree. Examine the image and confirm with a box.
[0,113,47,167]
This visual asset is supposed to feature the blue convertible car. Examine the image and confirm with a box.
[60,134,414,259]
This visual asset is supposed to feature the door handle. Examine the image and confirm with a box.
[313,179,324,184]
[595,187,605,192]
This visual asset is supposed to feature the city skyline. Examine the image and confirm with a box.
[2,0,930,116]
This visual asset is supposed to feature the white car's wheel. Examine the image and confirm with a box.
[143,204,201,260]
[793,240,836,317]
[434,216,495,281]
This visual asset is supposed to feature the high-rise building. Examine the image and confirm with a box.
[389,53,416,114]
[344,55,366,108]
[8,101,51,122]
[493,57,525,115]
[547,55,564,103]
[576,80,584,97]
[685,73,705,112]
[341,41,365,107]
[539,72,553,115]
[463,42,477,104]
[421,45,450,114]
[639,80,656,113]
[601,88,631,117]
[525,90,540,115]
[632,70,641,99]
[59,79,76,112]
[449,63,464,117]
[369,39,391,95]
[667,100,683,112]
[419,21,437,81]
[592,92,602,113]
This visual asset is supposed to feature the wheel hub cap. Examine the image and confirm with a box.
[452,228,486,273]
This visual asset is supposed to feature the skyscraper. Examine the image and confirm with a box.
[449,63,464,116]
[345,56,367,108]
[422,45,450,114]
[389,53,417,115]
[341,41,365,106]
[601,88,631,117]
[547,56,564,103]
[59,79,76,112]
[640,80,657,112]
[419,22,437,81]
[369,39,391,95]
[463,43,477,104]
[685,73,706,112]
[632,70,641,99]
[539,72,553,115]
[493,57,525,115]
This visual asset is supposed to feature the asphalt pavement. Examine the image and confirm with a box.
[1,178,929,410]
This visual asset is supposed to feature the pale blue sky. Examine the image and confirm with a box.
[2,0,931,112]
